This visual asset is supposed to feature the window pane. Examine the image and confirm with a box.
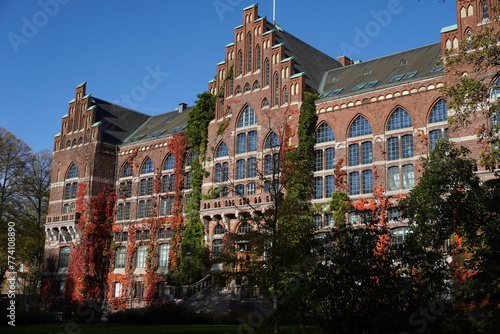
[349,172,360,195]
[246,182,256,195]
[264,155,272,175]
[387,137,399,161]
[429,99,448,123]
[402,164,414,190]
[164,154,175,170]
[136,245,147,268]
[121,162,133,177]
[361,142,372,164]
[387,108,412,130]
[214,163,221,183]
[314,150,323,171]
[349,115,372,138]
[222,162,229,182]
[362,170,373,194]
[237,106,257,128]
[314,177,323,199]
[401,135,413,159]
[265,131,280,148]
[313,215,322,228]
[236,160,245,179]
[429,130,442,151]
[159,243,170,268]
[325,175,335,198]
[115,247,126,268]
[388,166,400,191]
[67,164,78,179]
[216,142,229,157]
[247,158,257,178]
[325,148,335,170]
[237,133,246,154]
[59,247,70,268]
[141,158,154,174]
[348,144,359,166]
[315,123,335,143]
[247,131,257,152]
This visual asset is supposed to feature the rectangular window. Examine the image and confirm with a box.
[222,162,229,182]
[136,245,147,268]
[117,204,124,221]
[362,170,373,194]
[147,178,153,195]
[71,182,78,199]
[114,282,123,297]
[314,150,323,171]
[313,177,323,199]
[184,173,192,190]
[235,184,245,196]
[125,202,131,220]
[246,182,256,195]
[134,281,144,298]
[115,247,126,268]
[247,158,257,178]
[138,200,145,218]
[236,160,245,179]
[401,135,413,159]
[140,179,147,196]
[349,172,360,195]
[387,137,399,161]
[325,148,335,170]
[325,214,334,227]
[160,197,174,216]
[388,166,400,191]
[361,142,373,164]
[247,131,257,152]
[65,184,71,200]
[59,246,70,268]
[325,175,335,198]
[237,133,246,154]
[348,144,359,166]
[159,243,170,268]
[402,164,414,190]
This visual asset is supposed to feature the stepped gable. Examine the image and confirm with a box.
[269,22,343,93]
[91,97,150,145]
[318,42,444,100]
[121,104,193,145]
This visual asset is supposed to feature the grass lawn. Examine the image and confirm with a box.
[3,323,239,334]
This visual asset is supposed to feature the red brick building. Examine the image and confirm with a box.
[43,1,499,308]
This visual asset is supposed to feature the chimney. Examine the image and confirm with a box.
[337,55,354,67]
[178,103,187,113]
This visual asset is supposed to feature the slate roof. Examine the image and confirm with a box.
[121,105,193,146]
[92,97,150,145]
[269,22,343,93]
[318,43,445,102]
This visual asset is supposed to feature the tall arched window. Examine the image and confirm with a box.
[428,99,449,151]
[315,123,335,143]
[481,0,489,20]
[141,157,154,174]
[237,105,257,128]
[256,45,261,70]
[238,50,243,75]
[348,115,372,138]
[264,59,270,86]
[387,107,413,131]
[274,73,280,106]
[247,32,252,73]
[347,115,373,196]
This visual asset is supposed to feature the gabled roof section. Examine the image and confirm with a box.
[92,98,150,145]
[318,43,444,101]
[121,105,193,146]
[268,22,343,93]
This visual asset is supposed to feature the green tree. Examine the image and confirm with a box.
[400,139,500,333]
[0,128,34,288]
[444,22,500,169]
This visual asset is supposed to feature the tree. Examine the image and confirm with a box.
[400,139,500,333]
[16,150,52,295]
[0,128,35,288]
[444,20,500,169]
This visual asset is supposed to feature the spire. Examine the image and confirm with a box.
[273,0,276,25]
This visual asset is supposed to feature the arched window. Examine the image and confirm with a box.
[67,163,78,179]
[238,222,252,234]
[256,45,261,70]
[387,108,412,131]
[265,131,280,149]
[315,123,335,143]
[283,87,289,103]
[244,83,251,92]
[429,99,448,123]
[348,115,372,138]
[264,58,270,86]
[238,50,243,75]
[247,32,252,73]
[141,157,154,174]
[261,98,269,108]
[164,154,175,170]
[274,73,280,106]
[216,142,229,158]
[214,224,225,235]
[237,106,257,128]
[481,0,489,20]
[121,161,133,178]
[253,80,260,90]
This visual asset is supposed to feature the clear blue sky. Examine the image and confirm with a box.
[0,0,456,152]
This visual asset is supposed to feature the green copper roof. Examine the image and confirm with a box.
[441,24,457,33]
